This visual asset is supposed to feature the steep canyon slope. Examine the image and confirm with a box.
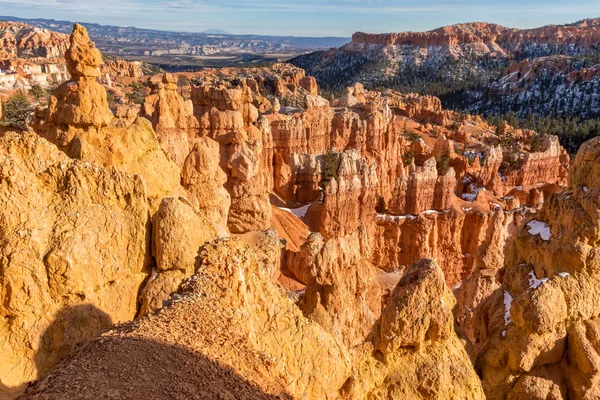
[0,23,597,400]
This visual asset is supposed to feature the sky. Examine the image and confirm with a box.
[1,0,600,37]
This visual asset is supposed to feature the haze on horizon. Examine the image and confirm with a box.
[1,0,600,37]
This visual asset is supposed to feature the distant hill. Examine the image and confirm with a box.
[0,16,349,57]
[201,29,230,35]
[289,19,600,152]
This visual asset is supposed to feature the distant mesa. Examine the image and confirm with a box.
[201,29,231,35]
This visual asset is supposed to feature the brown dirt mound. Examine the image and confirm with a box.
[20,299,290,400]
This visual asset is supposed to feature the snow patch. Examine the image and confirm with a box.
[528,270,548,289]
[279,203,311,219]
[503,290,513,325]
[558,272,570,278]
[422,209,441,215]
[462,193,477,201]
[583,186,589,193]
[527,220,551,241]
[377,213,417,221]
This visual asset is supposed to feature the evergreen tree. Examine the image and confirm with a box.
[1,91,33,131]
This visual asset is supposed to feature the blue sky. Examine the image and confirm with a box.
[1,0,600,37]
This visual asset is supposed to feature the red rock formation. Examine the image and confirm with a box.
[0,22,69,59]
[141,73,194,167]
[34,25,182,207]
[43,24,112,131]
[346,19,600,58]
[300,75,318,94]
[100,58,143,78]
[388,157,456,215]
[192,80,272,233]
[2,26,583,397]
[491,135,569,198]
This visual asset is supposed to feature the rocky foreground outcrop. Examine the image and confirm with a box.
[0,131,149,390]
[19,240,483,400]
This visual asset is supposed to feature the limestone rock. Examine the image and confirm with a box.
[45,24,112,129]
[139,197,226,316]
[375,259,454,353]
[569,136,600,190]
[345,258,485,400]
[475,136,600,399]
[182,137,231,224]
[0,132,149,392]
[300,228,382,348]
[34,25,183,208]
[0,22,69,59]
[141,73,193,167]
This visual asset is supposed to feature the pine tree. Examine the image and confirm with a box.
[1,91,33,131]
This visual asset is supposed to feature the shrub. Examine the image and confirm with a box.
[320,149,339,189]
[127,82,146,105]
[106,91,117,110]
[530,134,543,152]
[29,84,45,103]
[1,91,33,131]
[436,150,451,176]
[404,148,414,166]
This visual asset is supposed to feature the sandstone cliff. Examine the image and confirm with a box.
[0,22,69,59]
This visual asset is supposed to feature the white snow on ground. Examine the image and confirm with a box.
[422,210,441,215]
[377,213,417,221]
[584,186,589,193]
[279,203,311,219]
[503,290,513,325]
[462,207,473,212]
[318,190,325,203]
[527,220,551,241]
[558,272,570,278]
[528,270,548,289]
[462,193,477,201]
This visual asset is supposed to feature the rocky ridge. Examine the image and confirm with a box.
[290,18,600,144]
